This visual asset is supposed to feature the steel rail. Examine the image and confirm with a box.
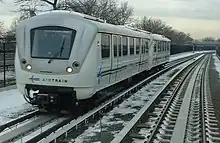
[0,53,204,143]
[110,52,206,143]
[38,54,205,143]
[0,110,39,132]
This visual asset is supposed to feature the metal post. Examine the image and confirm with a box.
[3,42,6,87]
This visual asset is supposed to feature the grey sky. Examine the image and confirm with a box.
[1,0,220,39]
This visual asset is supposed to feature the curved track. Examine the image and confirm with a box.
[0,53,210,142]
[37,54,206,143]
[111,54,220,143]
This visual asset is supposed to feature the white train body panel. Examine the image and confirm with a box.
[15,10,171,102]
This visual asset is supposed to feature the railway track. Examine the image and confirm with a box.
[111,54,220,143]
[34,54,205,142]
[0,113,71,143]
[184,54,220,143]
[0,53,208,142]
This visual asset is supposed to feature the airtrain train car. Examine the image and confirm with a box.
[15,10,171,111]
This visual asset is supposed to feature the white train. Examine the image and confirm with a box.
[15,10,171,111]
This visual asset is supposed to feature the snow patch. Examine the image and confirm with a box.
[0,89,36,125]
[213,54,220,75]
[0,71,15,80]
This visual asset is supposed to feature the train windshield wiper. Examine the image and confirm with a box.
[48,38,66,64]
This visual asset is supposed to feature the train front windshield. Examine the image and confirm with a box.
[30,26,76,60]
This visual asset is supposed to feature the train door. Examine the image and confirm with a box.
[153,40,157,66]
[110,35,119,83]
[140,39,146,70]
[115,36,123,81]
[100,34,112,86]
[136,38,142,72]
[148,39,154,69]
[144,39,149,70]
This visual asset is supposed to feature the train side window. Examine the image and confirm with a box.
[156,41,159,52]
[118,36,122,56]
[163,42,165,51]
[101,34,110,59]
[165,42,168,51]
[168,42,170,51]
[123,37,128,56]
[160,41,163,52]
[136,38,141,54]
[130,38,134,55]
[141,39,145,54]
[157,41,159,52]
[164,42,166,51]
[145,39,149,53]
[159,42,162,52]
[153,41,156,52]
[113,36,117,57]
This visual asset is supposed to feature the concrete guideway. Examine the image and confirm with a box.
[111,53,220,143]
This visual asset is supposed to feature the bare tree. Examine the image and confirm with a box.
[202,37,215,41]
[15,0,60,10]
[0,21,4,38]
[135,16,193,43]
[58,0,133,25]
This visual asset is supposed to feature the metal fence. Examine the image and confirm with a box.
[0,41,16,88]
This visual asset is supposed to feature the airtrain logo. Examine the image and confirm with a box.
[29,75,40,83]
[29,75,68,83]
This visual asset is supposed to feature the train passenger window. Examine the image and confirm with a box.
[113,36,117,57]
[145,39,149,53]
[165,42,168,51]
[153,41,156,52]
[118,36,122,56]
[123,37,128,56]
[163,42,166,51]
[101,34,110,59]
[130,38,134,55]
[136,38,141,54]
[141,39,145,54]
[159,42,162,52]
[168,42,170,51]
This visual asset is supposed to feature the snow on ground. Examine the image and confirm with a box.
[169,52,196,61]
[169,50,214,61]
[70,59,193,143]
[0,88,36,125]
[213,53,220,75]
[0,51,210,136]
[0,71,15,80]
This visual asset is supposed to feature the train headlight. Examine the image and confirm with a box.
[26,64,32,70]
[66,67,73,73]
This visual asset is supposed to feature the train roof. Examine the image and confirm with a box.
[19,10,152,39]
[152,34,171,42]
[19,10,171,41]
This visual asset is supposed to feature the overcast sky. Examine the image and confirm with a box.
[1,0,220,39]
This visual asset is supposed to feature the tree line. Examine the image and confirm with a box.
[1,0,195,43]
